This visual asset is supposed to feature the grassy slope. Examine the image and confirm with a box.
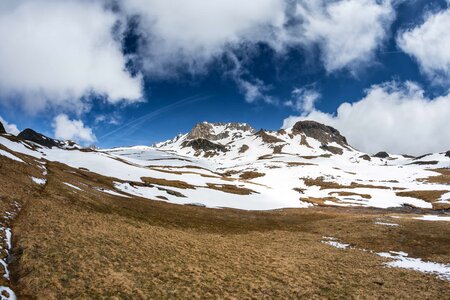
[1,155,450,298]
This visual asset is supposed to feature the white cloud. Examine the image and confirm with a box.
[0,0,143,114]
[122,0,286,77]
[290,0,396,73]
[284,87,321,113]
[0,115,20,135]
[283,81,450,155]
[53,114,96,144]
[397,7,450,85]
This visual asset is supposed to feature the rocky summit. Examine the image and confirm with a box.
[292,120,348,146]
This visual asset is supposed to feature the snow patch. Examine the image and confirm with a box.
[321,237,351,249]
[63,182,82,191]
[31,177,46,185]
[378,251,450,281]
[0,150,24,163]
[414,215,450,222]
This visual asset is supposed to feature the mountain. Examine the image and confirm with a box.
[0,121,5,134]
[0,119,449,298]
[0,119,449,211]
[17,128,80,149]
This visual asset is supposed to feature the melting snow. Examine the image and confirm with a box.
[378,251,450,281]
[31,177,46,185]
[321,237,351,249]
[0,286,16,300]
[63,182,82,191]
[0,150,24,163]
[375,221,399,227]
[414,215,450,222]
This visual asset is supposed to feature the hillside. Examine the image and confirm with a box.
[0,120,449,298]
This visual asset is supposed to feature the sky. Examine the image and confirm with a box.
[0,0,449,155]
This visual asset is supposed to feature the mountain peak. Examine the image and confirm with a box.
[292,120,348,146]
[186,122,255,141]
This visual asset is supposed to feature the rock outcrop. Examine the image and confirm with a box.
[373,151,389,159]
[182,139,228,153]
[18,128,60,148]
[0,121,5,134]
[446,150,450,158]
[187,122,254,141]
[292,120,348,146]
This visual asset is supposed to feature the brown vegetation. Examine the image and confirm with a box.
[141,177,196,189]
[205,183,255,195]
[239,171,265,180]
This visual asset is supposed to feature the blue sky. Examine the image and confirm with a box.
[0,0,449,154]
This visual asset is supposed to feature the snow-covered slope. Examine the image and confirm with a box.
[1,121,449,211]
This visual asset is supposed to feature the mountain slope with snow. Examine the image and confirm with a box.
[0,120,449,211]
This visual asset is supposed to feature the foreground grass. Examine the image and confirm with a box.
[1,158,450,298]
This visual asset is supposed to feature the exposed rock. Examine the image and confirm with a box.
[0,121,5,134]
[292,120,348,146]
[320,144,343,155]
[300,135,312,148]
[18,128,60,148]
[182,138,228,153]
[359,154,371,161]
[446,151,450,158]
[273,145,284,154]
[239,144,249,153]
[186,122,254,141]
[373,151,389,159]
[255,130,284,143]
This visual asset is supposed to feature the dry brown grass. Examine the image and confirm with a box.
[205,183,255,195]
[239,171,265,180]
[141,177,196,189]
[396,190,450,210]
[333,191,372,199]
[419,168,450,184]
[287,162,316,167]
[1,143,450,298]
[302,177,392,190]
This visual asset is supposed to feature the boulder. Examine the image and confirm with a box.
[373,151,389,159]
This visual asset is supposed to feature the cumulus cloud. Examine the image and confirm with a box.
[397,6,450,85]
[53,114,96,144]
[284,87,321,113]
[0,115,20,135]
[289,0,396,73]
[0,0,143,114]
[283,81,450,155]
[122,0,286,76]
